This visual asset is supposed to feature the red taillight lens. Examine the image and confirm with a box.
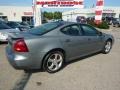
[14,39,29,52]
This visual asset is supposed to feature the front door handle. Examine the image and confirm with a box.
[65,39,71,42]
[88,38,91,41]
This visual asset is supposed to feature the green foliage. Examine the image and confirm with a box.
[43,11,62,20]
[54,12,62,19]
[43,12,53,20]
[88,20,109,29]
[96,21,110,29]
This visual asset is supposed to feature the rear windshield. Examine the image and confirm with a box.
[29,22,62,35]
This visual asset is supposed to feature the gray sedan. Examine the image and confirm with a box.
[6,21,114,73]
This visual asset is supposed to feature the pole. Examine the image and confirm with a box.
[32,0,42,27]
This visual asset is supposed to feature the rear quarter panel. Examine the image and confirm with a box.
[25,30,64,59]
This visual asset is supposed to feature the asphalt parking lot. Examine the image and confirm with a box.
[0,27,120,90]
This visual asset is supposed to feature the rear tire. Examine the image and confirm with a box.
[102,40,112,54]
[43,51,64,73]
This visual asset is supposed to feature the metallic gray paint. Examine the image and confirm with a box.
[6,22,114,70]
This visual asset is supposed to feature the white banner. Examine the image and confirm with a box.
[95,0,104,24]
[32,0,42,26]
[36,0,84,8]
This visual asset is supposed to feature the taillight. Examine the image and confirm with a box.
[14,39,29,52]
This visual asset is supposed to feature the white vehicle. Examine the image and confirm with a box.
[0,22,20,43]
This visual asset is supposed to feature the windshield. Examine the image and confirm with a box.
[20,22,29,26]
[29,22,62,35]
[0,23,11,30]
[7,22,20,28]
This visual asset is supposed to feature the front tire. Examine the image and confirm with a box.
[43,51,64,73]
[102,40,112,54]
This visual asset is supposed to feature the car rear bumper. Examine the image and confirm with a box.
[6,45,45,70]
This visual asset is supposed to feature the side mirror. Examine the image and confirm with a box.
[98,31,102,36]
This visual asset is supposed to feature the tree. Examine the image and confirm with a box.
[54,12,62,19]
[43,11,62,20]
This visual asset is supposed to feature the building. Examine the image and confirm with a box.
[0,6,33,25]
[62,7,120,22]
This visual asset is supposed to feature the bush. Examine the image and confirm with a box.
[96,21,110,29]
[88,20,109,29]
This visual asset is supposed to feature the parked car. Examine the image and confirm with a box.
[102,17,112,25]
[0,18,6,23]
[7,21,30,31]
[6,21,114,73]
[112,18,120,27]
[0,22,20,42]
[76,16,87,24]
[20,21,34,28]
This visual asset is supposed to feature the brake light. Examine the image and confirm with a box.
[14,39,29,52]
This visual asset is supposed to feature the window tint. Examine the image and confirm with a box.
[0,23,11,30]
[29,22,63,35]
[61,24,81,36]
[7,22,20,28]
[81,25,97,36]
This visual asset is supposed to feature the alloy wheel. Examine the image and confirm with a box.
[104,41,112,53]
[46,52,64,72]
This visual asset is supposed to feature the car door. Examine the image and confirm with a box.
[60,24,92,61]
[80,24,103,54]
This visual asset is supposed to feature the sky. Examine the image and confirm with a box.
[0,0,120,12]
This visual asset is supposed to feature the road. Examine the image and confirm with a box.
[24,28,120,90]
[0,28,120,90]
[0,44,24,90]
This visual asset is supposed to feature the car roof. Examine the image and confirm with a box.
[53,21,89,27]
[53,21,78,26]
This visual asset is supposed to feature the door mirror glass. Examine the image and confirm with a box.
[97,31,102,36]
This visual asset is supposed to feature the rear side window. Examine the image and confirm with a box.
[29,22,62,35]
[61,24,82,36]
[81,25,97,36]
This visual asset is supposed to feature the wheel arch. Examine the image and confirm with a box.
[106,38,113,44]
[41,48,66,70]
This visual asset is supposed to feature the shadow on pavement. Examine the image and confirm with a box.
[26,52,101,74]
[66,52,101,65]
[11,72,32,90]
[11,52,101,90]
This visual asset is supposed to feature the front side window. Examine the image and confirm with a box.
[81,25,97,36]
[61,24,82,36]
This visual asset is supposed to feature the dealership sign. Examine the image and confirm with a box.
[36,0,84,8]
[103,9,114,13]
[24,12,33,15]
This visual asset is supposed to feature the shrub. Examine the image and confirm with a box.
[88,20,109,29]
[96,21,110,29]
